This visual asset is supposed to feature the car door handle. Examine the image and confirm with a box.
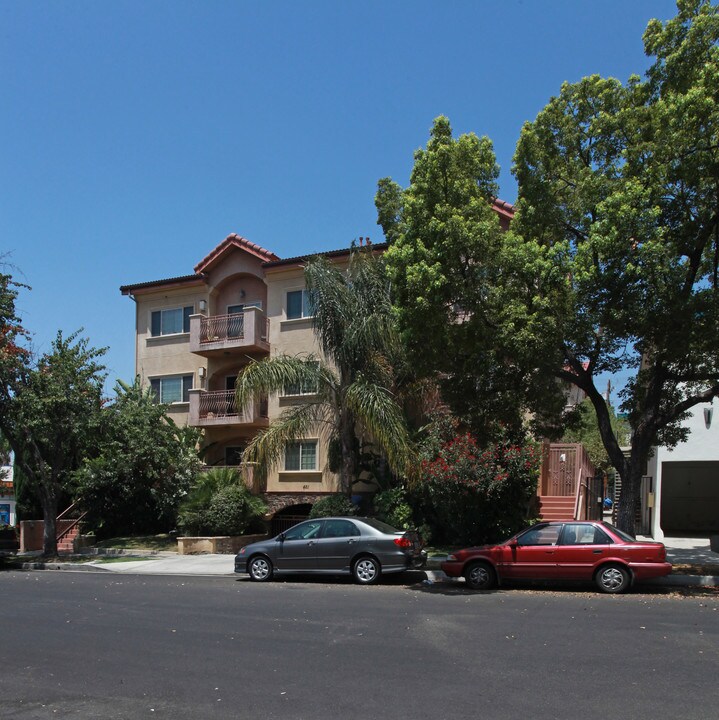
[593,550,603,554]
[347,539,355,544]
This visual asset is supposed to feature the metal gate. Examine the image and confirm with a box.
[270,514,309,536]
[612,475,653,535]
[583,475,605,521]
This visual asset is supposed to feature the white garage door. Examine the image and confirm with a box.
[661,461,719,533]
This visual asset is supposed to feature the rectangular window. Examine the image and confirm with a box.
[286,290,313,320]
[150,375,193,404]
[283,361,319,396]
[150,306,193,337]
[284,441,318,471]
[284,379,316,396]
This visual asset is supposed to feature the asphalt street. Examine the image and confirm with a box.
[2,571,718,720]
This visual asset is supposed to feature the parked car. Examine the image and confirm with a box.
[441,521,672,594]
[235,516,426,585]
[0,525,19,553]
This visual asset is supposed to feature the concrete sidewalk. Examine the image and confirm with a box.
[85,552,236,576]
[20,535,719,587]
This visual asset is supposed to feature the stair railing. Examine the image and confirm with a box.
[56,503,87,547]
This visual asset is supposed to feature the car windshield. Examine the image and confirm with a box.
[601,522,636,542]
[359,518,400,534]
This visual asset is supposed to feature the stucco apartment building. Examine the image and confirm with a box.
[121,234,385,523]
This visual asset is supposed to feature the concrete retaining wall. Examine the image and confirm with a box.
[177,534,267,555]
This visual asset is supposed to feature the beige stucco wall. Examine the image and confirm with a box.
[205,248,267,316]
[132,284,208,425]
[264,264,340,494]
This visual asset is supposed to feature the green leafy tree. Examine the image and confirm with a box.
[0,270,31,452]
[3,330,106,554]
[236,250,414,494]
[378,3,719,534]
[376,117,567,443]
[0,436,11,482]
[504,0,719,532]
[74,378,202,537]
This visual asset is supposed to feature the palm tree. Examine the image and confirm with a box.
[235,249,414,495]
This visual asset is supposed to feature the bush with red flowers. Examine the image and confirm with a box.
[414,433,540,546]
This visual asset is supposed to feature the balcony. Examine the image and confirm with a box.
[189,389,269,428]
[190,308,270,356]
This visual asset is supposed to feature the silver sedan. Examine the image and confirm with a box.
[234,516,426,585]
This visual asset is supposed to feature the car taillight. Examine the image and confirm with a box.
[394,537,413,548]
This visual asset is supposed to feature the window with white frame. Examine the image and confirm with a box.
[284,440,318,471]
[150,375,193,404]
[286,289,313,320]
[283,361,320,396]
[150,306,193,337]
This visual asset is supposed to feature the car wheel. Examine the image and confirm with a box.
[595,564,630,594]
[464,561,497,590]
[248,555,273,582]
[353,556,380,585]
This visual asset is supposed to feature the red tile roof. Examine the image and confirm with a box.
[194,234,279,273]
[492,198,515,221]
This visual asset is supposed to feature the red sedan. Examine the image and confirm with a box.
[440,521,672,593]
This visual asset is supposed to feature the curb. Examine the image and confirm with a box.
[643,574,719,588]
[423,568,719,589]
[22,561,111,572]
[18,560,718,588]
[424,557,718,588]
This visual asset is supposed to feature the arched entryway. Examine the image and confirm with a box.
[270,503,313,535]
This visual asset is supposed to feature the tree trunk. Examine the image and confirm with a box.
[613,447,649,537]
[40,488,58,556]
[580,376,650,536]
[338,407,357,497]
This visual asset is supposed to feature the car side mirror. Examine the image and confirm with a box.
[508,539,518,548]
[277,533,285,542]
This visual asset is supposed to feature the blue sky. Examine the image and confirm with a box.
[1,0,679,392]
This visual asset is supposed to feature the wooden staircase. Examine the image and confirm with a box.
[537,495,575,522]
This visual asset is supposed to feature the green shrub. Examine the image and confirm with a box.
[309,494,357,518]
[413,433,541,546]
[201,485,267,536]
[177,468,267,536]
[373,486,414,529]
